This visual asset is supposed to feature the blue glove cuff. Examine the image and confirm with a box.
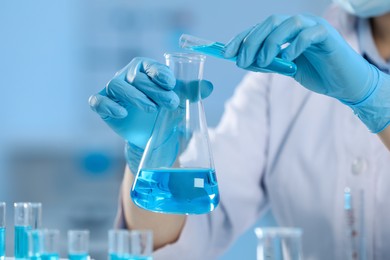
[124,142,144,175]
[343,66,390,133]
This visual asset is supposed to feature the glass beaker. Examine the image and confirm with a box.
[108,229,153,260]
[28,229,60,260]
[131,52,219,214]
[14,202,42,259]
[255,227,302,260]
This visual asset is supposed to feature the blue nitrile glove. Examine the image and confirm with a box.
[224,14,390,133]
[89,57,213,173]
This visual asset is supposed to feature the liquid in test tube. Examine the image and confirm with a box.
[14,202,42,259]
[28,229,60,260]
[108,229,153,260]
[179,34,297,77]
[0,202,5,260]
[68,230,91,260]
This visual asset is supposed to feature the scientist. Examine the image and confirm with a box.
[89,0,390,259]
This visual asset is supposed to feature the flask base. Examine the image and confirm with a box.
[131,168,220,214]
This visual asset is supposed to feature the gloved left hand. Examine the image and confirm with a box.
[89,57,213,173]
[224,14,390,133]
[89,58,180,145]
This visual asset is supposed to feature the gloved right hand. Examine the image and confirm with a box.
[224,14,390,133]
[89,57,213,173]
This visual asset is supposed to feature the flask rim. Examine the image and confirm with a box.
[164,52,206,62]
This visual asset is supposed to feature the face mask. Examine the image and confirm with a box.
[333,0,390,18]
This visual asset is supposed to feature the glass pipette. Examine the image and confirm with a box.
[344,187,366,260]
[179,34,297,77]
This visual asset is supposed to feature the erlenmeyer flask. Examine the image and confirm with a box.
[131,53,219,214]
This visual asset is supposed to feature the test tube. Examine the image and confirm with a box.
[30,203,42,230]
[179,34,297,77]
[108,229,153,260]
[28,229,60,260]
[0,202,5,260]
[68,230,90,260]
[344,187,366,260]
[254,227,302,260]
[14,202,42,259]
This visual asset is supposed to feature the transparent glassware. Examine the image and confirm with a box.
[68,230,90,260]
[0,202,5,260]
[254,227,302,260]
[14,202,42,259]
[108,229,153,260]
[28,229,60,260]
[131,52,220,214]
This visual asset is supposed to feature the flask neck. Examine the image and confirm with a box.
[164,53,205,81]
[174,80,202,106]
[164,53,206,106]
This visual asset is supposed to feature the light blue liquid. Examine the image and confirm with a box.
[68,253,90,260]
[30,253,60,260]
[14,225,31,259]
[109,253,152,260]
[131,168,219,214]
[0,227,5,259]
[189,43,297,76]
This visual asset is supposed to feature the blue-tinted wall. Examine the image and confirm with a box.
[0,0,330,259]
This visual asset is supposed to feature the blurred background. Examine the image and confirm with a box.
[0,0,330,259]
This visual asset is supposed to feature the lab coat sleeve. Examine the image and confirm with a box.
[154,72,272,259]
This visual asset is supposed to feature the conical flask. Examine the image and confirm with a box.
[131,53,220,214]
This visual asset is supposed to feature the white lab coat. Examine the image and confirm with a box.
[151,5,390,260]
